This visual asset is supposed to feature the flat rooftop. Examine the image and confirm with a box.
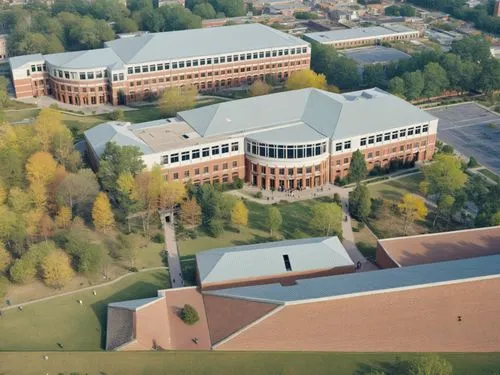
[378,226,500,267]
[342,46,411,65]
[205,254,500,304]
[304,24,418,43]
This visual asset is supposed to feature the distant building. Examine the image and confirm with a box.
[155,0,185,6]
[342,46,411,70]
[0,34,8,62]
[116,31,149,39]
[304,24,420,49]
[330,8,359,22]
[9,24,310,106]
[265,2,310,16]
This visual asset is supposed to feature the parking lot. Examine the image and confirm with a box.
[427,103,500,174]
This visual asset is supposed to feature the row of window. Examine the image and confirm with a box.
[162,142,239,165]
[246,141,328,159]
[51,69,109,81]
[333,32,418,47]
[171,161,239,180]
[365,141,427,159]
[251,165,321,176]
[126,47,309,75]
[357,125,429,148]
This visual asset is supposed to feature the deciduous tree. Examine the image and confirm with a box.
[34,108,64,152]
[179,198,202,227]
[25,151,58,186]
[57,169,99,215]
[64,231,103,273]
[41,250,74,288]
[285,69,327,90]
[398,194,428,234]
[159,85,198,116]
[92,192,115,232]
[0,245,11,272]
[388,76,405,98]
[311,203,342,237]
[349,183,371,221]
[38,213,55,240]
[403,70,424,100]
[266,206,282,236]
[348,150,367,184]
[407,354,452,375]
[231,200,248,229]
[248,80,272,97]
[55,206,72,229]
[159,181,186,210]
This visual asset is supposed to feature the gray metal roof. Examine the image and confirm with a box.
[342,46,411,66]
[304,25,417,44]
[84,121,152,157]
[205,254,500,304]
[196,237,353,285]
[246,122,327,144]
[9,53,44,69]
[108,297,161,311]
[44,48,123,69]
[179,88,436,140]
[105,23,308,64]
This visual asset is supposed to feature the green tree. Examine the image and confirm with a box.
[422,62,449,98]
[408,354,452,375]
[210,0,245,17]
[0,245,12,272]
[159,84,198,116]
[98,142,145,195]
[64,231,103,274]
[0,148,24,188]
[311,203,342,237]
[403,70,424,100]
[348,150,367,184]
[159,5,202,31]
[181,303,200,325]
[363,64,387,88]
[9,258,36,284]
[266,206,282,236]
[192,2,216,18]
[208,218,224,237]
[349,183,371,221]
[388,76,406,98]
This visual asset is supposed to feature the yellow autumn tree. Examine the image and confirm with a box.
[29,181,48,210]
[34,108,64,152]
[117,171,136,200]
[25,151,58,186]
[0,183,6,204]
[231,200,248,229]
[159,85,198,116]
[159,181,186,210]
[398,194,428,235]
[39,213,54,240]
[248,80,272,97]
[0,245,11,272]
[179,198,202,227]
[23,209,44,239]
[41,250,74,288]
[285,69,327,91]
[55,206,72,229]
[92,192,115,232]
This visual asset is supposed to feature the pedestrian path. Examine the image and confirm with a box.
[160,211,184,288]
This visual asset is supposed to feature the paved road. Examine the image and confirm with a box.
[161,213,184,288]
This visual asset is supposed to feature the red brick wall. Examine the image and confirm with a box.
[375,243,400,269]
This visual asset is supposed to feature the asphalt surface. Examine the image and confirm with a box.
[427,103,500,175]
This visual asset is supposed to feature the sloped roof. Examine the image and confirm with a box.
[84,121,152,157]
[196,237,353,285]
[108,297,162,311]
[44,48,122,69]
[105,23,308,64]
[205,254,500,304]
[9,53,44,69]
[304,25,417,43]
[179,88,436,140]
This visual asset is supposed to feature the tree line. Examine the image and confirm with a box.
[311,35,500,100]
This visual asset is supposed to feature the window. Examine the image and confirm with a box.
[184,170,189,178]
[80,73,86,80]
[96,71,103,79]
[297,168,303,175]
[192,149,200,159]
[302,47,307,53]
[376,134,382,143]
[213,164,219,171]
[134,66,141,73]
[179,61,184,68]
[266,51,271,57]
[392,131,398,140]
[64,71,70,79]
[221,144,229,153]
[423,124,429,133]
[232,161,238,168]
[400,145,404,151]
[142,65,148,73]
[192,60,198,67]
[113,74,118,82]
[400,129,406,137]
[182,151,190,161]
[408,127,414,136]
[202,147,209,157]
[287,146,294,159]
[384,133,391,141]
[344,141,351,150]
[200,59,205,66]
[336,143,342,152]
[360,138,367,146]
[170,153,179,163]
[119,73,124,81]
[223,163,228,170]
[203,166,209,174]
[367,152,373,159]
[157,64,164,71]
[344,158,349,164]
[375,151,380,157]
[315,143,321,155]
[279,168,285,175]
[368,136,374,144]
[288,168,294,176]
[415,126,421,134]
[247,53,251,60]
[173,172,179,180]
[261,166,266,174]
[231,142,239,151]
[195,168,200,175]
[161,155,168,164]
[220,56,225,63]
[211,145,219,155]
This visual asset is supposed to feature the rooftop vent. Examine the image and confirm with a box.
[283,254,292,272]
[182,134,190,139]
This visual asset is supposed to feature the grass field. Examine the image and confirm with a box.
[367,173,424,202]
[0,269,168,351]
[351,218,378,260]
[1,351,499,375]
[178,197,335,257]
[477,168,500,183]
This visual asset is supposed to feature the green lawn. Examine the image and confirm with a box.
[0,269,169,351]
[1,352,499,375]
[178,197,335,257]
[368,173,424,202]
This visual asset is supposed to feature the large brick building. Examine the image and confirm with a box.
[85,87,438,187]
[8,23,310,105]
[105,226,500,351]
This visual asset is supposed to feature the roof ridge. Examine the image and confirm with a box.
[126,34,155,64]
